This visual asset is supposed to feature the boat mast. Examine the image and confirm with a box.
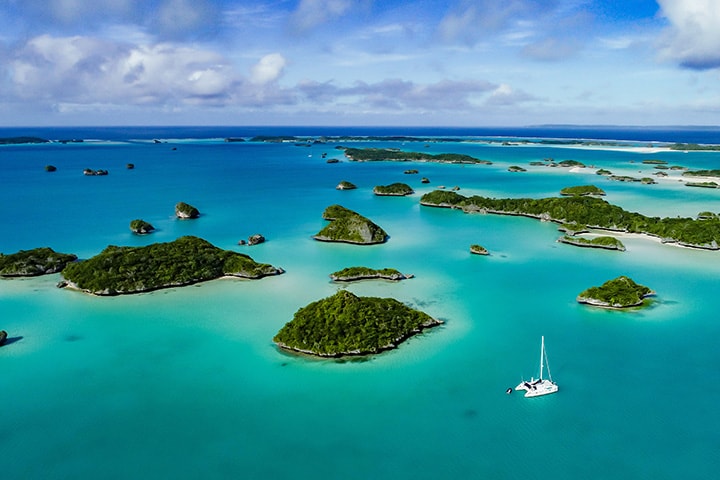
[539,336,545,380]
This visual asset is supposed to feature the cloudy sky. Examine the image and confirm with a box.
[1,0,720,126]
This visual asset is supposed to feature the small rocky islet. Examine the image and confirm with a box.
[175,201,200,219]
[577,276,654,309]
[313,205,388,245]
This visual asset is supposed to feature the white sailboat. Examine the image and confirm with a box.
[515,336,558,397]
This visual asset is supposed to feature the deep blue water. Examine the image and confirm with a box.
[2,125,720,144]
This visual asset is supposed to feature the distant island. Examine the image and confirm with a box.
[273,290,442,357]
[343,147,491,164]
[313,205,388,245]
[558,235,626,251]
[373,182,414,196]
[577,276,654,308]
[670,143,720,151]
[683,169,720,178]
[59,236,283,295]
[508,166,527,172]
[420,190,720,250]
[329,266,410,281]
[560,185,606,196]
[0,136,49,145]
[0,247,77,277]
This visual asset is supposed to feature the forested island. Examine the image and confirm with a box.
[314,205,388,245]
[683,169,720,178]
[373,182,414,196]
[0,136,49,145]
[329,267,410,281]
[560,185,606,196]
[577,276,654,308]
[558,235,626,251]
[420,190,720,249]
[273,290,442,357]
[0,248,77,277]
[343,147,491,164]
[59,236,283,295]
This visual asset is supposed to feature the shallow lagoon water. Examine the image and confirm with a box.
[2,129,720,479]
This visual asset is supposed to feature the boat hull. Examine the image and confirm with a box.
[515,379,558,397]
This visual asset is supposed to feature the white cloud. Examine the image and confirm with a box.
[485,83,535,106]
[9,35,238,106]
[250,53,287,85]
[658,0,720,69]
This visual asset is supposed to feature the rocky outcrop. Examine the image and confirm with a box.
[129,219,155,234]
[248,234,265,246]
[336,180,357,190]
[470,244,489,255]
[175,202,200,219]
[0,330,7,346]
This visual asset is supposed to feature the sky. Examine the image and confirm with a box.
[1,0,720,126]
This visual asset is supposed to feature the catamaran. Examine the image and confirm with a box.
[515,336,558,398]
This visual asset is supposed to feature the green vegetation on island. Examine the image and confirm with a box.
[560,185,606,196]
[343,147,491,164]
[175,202,200,219]
[329,266,409,281]
[336,180,357,190]
[0,136,49,145]
[686,182,718,189]
[596,169,612,176]
[129,219,155,234]
[470,244,489,255]
[419,190,720,249]
[577,276,653,308]
[557,159,585,167]
[683,169,720,178]
[373,182,414,196]
[508,166,527,172]
[273,290,442,356]
[642,159,667,165]
[558,222,589,235]
[558,235,626,251]
[0,248,78,277]
[59,236,282,295]
[670,143,720,151]
[314,205,388,245]
[45,165,57,172]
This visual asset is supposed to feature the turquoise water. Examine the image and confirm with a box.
[2,133,720,479]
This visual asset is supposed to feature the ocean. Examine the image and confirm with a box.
[1,126,719,479]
